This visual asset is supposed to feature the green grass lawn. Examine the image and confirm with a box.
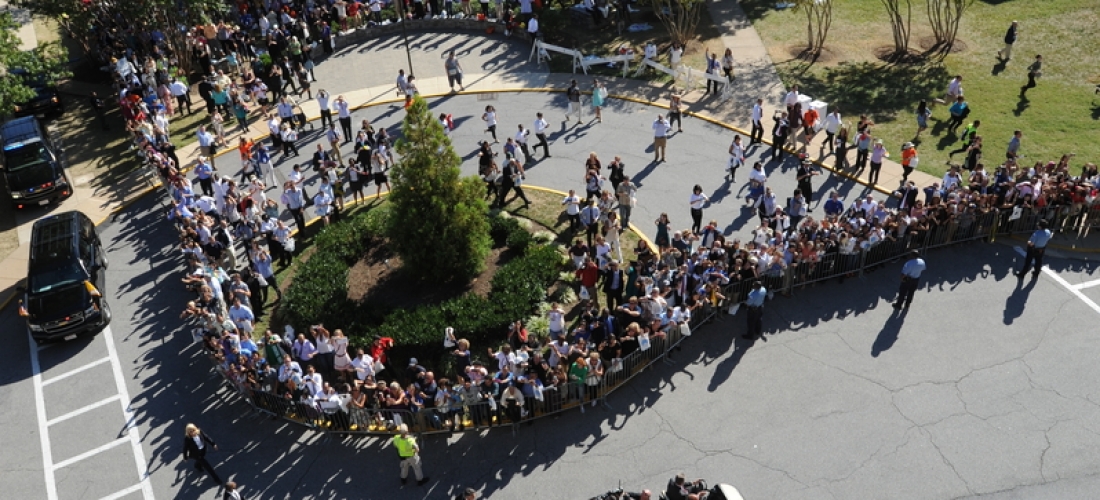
[742,0,1100,178]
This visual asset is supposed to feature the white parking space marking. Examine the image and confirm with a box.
[1045,268,1100,316]
[1072,277,1100,291]
[41,357,111,387]
[51,437,130,471]
[29,327,155,500]
[46,395,121,426]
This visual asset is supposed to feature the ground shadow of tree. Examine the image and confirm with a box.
[779,61,951,124]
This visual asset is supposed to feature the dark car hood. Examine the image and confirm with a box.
[27,285,89,322]
[6,162,57,192]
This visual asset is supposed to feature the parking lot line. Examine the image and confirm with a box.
[29,333,59,500]
[102,326,155,499]
[1072,277,1100,291]
[1045,268,1100,316]
[98,482,146,500]
[51,436,129,471]
[46,394,121,426]
[41,357,111,387]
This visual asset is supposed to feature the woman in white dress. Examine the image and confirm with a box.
[331,329,352,382]
[604,211,622,263]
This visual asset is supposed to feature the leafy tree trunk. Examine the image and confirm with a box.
[881,0,911,56]
[388,96,492,282]
[649,0,704,47]
[926,0,972,54]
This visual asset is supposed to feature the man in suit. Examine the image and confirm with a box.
[896,181,919,212]
[601,260,627,309]
[183,423,222,485]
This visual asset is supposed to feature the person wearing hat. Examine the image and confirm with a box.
[392,423,429,486]
[1015,219,1051,279]
[601,260,627,309]
[742,281,767,341]
[894,250,926,310]
[900,142,918,183]
[454,487,478,500]
[795,153,819,205]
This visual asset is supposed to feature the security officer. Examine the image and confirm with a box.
[894,250,927,310]
[393,424,429,486]
[742,281,766,341]
[1015,219,1052,279]
[795,153,820,205]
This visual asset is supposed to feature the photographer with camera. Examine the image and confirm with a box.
[666,473,707,500]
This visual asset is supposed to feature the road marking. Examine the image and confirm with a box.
[1045,268,1100,316]
[41,357,112,387]
[29,327,156,500]
[99,482,146,500]
[1072,277,1100,291]
[46,395,122,426]
[102,326,156,499]
[51,437,130,471]
[29,331,59,500]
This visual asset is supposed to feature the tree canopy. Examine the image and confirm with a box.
[386,96,492,283]
[0,12,70,116]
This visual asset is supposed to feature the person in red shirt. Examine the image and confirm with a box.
[575,257,601,308]
[370,335,394,375]
[802,106,819,145]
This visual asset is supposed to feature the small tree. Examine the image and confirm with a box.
[0,12,70,116]
[387,96,491,283]
[792,0,835,58]
[881,0,912,57]
[649,0,704,47]
[926,0,973,54]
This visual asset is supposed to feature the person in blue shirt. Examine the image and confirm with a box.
[894,250,927,310]
[1016,219,1052,279]
[946,96,969,133]
[742,281,766,341]
[194,160,214,196]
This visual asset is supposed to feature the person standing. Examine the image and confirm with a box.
[795,155,819,205]
[326,123,344,164]
[182,423,222,485]
[194,158,215,196]
[445,50,465,91]
[580,199,601,249]
[703,48,721,95]
[531,112,550,158]
[562,189,582,232]
[169,77,193,115]
[669,92,684,133]
[281,180,307,231]
[750,98,764,145]
[223,481,244,500]
[742,281,766,340]
[727,134,744,181]
[822,109,841,154]
[854,128,872,170]
[997,21,1018,61]
[1015,219,1051,279]
[393,423,429,486]
[335,94,352,141]
[602,260,626,309]
[869,139,886,185]
[900,142,917,184]
[317,89,333,129]
[1021,55,1043,94]
[616,175,637,229]
[1006,129,1022,160]
[893,250,926,310]
[591,79,607,123]
[769,112,789,162]
[565,80,582,123]
[652,114,670,162]
[689,184,709,234]
[197,126,218,169]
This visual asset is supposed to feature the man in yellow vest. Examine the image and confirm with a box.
[393,424,429,486]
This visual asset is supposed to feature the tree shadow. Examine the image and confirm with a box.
[780,61,950,124]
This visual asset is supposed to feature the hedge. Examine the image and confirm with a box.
[280,209,564,378]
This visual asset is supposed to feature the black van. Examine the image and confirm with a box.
[22,211,111,342]
[0,116,73,208]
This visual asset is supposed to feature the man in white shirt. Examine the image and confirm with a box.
[326,123,343,164]
[316,90,332,129]
[395,69,408,95]
[276,96,296,128]
[652,114,670,162]
[531,112,550,158]
[514,124,530,160]
[196,126,218,169]
[823,110,842,153]
[169,78,193,114]
[227,298,255,334]
[750,98,764,145]
[945,75,963,103]
[784,85,800,116]
[335,95,352,141]
[561,189,581,232]
[527,14,540,38]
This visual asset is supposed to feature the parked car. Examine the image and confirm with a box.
[20,211,111,343]
[10,68,65,118]
[0,116,73,208]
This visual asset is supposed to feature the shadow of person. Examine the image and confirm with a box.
[707,337,753,392]
[871,308,906,357]
[991,59,1008,76]
[1014,92,1031,116]
[1003,274,1039,325]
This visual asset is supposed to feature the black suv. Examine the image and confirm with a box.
[10,69,65,118]
[0,116,73,208]
[22,211,111,342]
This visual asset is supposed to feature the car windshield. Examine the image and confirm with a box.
[4,143,49,171]
[28,260,88,294]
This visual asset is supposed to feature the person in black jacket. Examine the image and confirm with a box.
[997,21,1018,61]
[183,423,222,485]
[601,260,627,309]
